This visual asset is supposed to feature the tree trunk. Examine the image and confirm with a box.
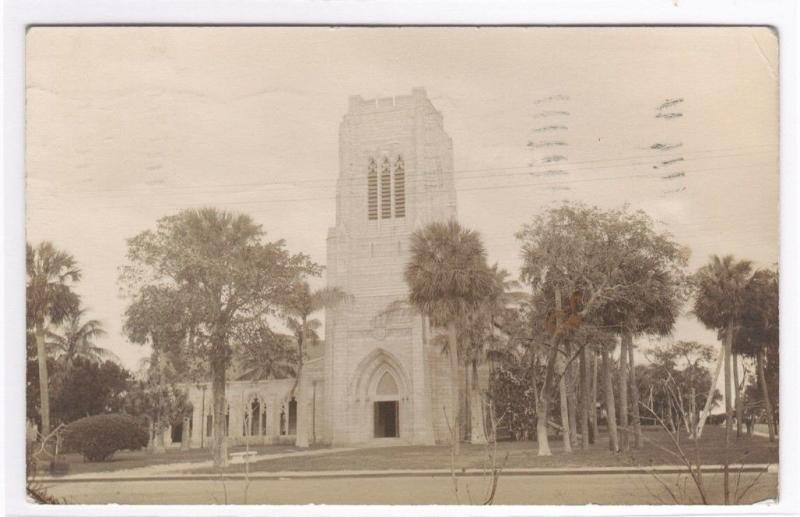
[464,360,472,442]
[34,325,51,438]
[291,321,305,447]
[559,364,572,453]
[666,395,675,431]
[566,351,578,449]
[579,346,590,449]
[470,359,487,444]
[153,423,166,454]
[590,350,598,444]
[211,358,229,467]
[757,348,776,442]
[535,337,561,456]
[690,386,697,439]
[618,333,630,451]
[536,287,563,457]
[446,321,461,455]
[723,326,733,435]
[181,416,191,451]
[602,347,619,452]
[723,323,733,505]
[535,392,551,456]
[627,336,642,449]
[733,352,743,438]
[146,422,155,453]
[697,345,725,437]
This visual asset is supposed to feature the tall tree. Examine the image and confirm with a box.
[46,307,114,371]
[458,264,522,442]
[281,281,350,446]
[600,342,619,452]
[693,255,752,442]
[405,220,495,455]
[26,242,81,436]
[734,268,778,441]
[594,207,688,450]
[121,208,317,466]
[517,202,688,455]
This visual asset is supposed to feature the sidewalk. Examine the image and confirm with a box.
[752,423,778,439]
[43,446,359,481]
[40,463,776,483]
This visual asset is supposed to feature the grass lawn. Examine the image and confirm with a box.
[188,426,778,474]
[36,443,310,476]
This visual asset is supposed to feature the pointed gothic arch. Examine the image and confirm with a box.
[348,348,410,402]
[394,155,405,217]
[367,158,378,220]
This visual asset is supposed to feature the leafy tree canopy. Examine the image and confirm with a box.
[405,220,495,327]
[26,242,81,330]
[46,308,114,369]
[692,254,753,335]
[121,207,320,369]
[517,202,689,338]
[734,268,778,357]
[27,357,133,428]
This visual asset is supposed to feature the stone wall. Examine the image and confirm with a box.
[173,357,324,449]
[324,88,457,446]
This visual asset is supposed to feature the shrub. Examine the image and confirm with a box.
[63,414,148,462]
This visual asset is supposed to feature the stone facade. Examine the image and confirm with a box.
[323,88,458,446]
[171,88,463,449]
[167,358,325,449]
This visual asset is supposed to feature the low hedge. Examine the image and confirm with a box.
[63,414,148,462]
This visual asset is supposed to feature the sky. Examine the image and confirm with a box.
[26,27,779,372]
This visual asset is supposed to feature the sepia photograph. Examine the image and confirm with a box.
[21,25,781,506]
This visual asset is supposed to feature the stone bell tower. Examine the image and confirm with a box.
[322,88,458,445]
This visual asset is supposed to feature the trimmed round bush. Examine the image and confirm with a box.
[63,414,148,462]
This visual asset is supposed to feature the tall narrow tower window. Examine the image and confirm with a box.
[380,157,392,219]
[394,156,405,218]
[367,158,378,220]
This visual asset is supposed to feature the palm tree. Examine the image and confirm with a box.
[236,327,298,381]
[47,308,113,371]
[26,242,81,436]
[693,255,752,447]
[735,268,778,441]
[405,220,494,454]
[282,281,351,446]
[462,265,526,442]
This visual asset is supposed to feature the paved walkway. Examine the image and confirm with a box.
[41,462,776,483]
[45,471,780,505]
[47,446,359,480]
[752,423,778,439]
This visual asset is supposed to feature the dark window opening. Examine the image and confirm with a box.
[394,156,405,218]
[367,158,378,220]
[206,415,213,437]
[380,157,392,219]
[288,398,297,435]
[249,399,261,436]
[374,401,399,438]
[171,421,183,443]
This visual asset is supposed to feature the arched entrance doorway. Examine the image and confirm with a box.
[349,348,410,442]
[373,372,400,438]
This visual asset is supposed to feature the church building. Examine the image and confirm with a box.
[172,88,474,449]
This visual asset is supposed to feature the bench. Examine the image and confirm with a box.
[229,450,258,463]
